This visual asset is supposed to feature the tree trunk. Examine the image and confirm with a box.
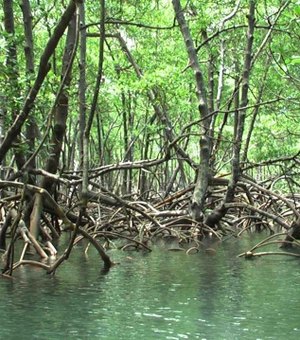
[172,0,211,221]
[20,0,37,173]
[30,8,79,240]
[0,0,77,163]
[3,0,26,169]
[204,0,255,228]
[82,0,106,206]
[78,1,87,169]
[42,12,78,192]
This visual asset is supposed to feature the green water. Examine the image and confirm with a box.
[1,235,300,339]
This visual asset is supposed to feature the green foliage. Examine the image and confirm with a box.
[0,0,299,187]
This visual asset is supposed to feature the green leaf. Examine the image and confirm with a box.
[289,56,300,65]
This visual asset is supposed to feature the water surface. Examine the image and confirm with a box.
[1,234,299,339]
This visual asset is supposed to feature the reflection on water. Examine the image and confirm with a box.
[1,234,300,339]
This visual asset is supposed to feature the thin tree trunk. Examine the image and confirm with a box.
[3,0,26,169]
[20,0,37,173]
[42,12,79,193]
[0,0,77,163]
[0,94,4,170]
[82,0,106,205]
[230,0,255,187]
[20,0,34,73]
[242,57,271,162]
[29,8,79,240]
[78,1,87,169]
[204,0,255,228]
[209,1,241,168]
[172,0,211,221]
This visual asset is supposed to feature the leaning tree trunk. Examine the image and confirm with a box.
[0,0,77,164]
[172,0,212,221]
[242,58,271,163]
[42,17,78,193]
[30,9,79,240]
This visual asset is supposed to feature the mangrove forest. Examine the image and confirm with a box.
[0,0,300,277]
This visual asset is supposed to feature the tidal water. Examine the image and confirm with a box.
[1,234,300,339]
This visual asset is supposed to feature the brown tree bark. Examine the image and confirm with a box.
[172,0,211,221]
[78,1,87,169]
[42,13,78,193]
[204,0,255,228]
[82,0,106,206]
[2,0,26,169]
[0,0,77,163]
[29,7,79,240]
[20,0,37,172]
